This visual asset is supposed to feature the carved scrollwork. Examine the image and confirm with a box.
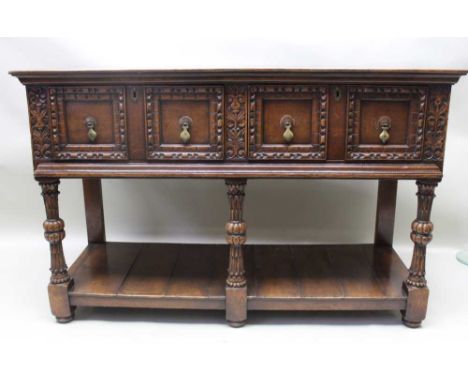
[28,87,52,160]
[250,151,324,160]
[346,152,420,160]
[55,151,127,160]
[149,151,223,160]
[423,86,451,163]
[225,86,247,160]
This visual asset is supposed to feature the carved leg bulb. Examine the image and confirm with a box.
[39,179,74,323]
[225,179,247,327]
[403,180,438,328]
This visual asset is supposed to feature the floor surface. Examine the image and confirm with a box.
[1,238,467,381]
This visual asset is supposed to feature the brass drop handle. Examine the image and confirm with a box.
[179,115,192,144]
[378,116,391,144]
[280,115,295,143]
[84,116,98,142]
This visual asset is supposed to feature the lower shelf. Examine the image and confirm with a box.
[68,243,409,311]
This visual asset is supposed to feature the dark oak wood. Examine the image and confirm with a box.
[328,85,347,160]
[10,69,467,85]
[50,86,128,160]
[38,179,74,322]
[248,85,327,160]
[34,162,443,180]
[402,180,438,327]
[12,69,465,327]
[70,243,226,309]
[225,179,247,327]
[249,244,408,310]
[68,243,408,313]
[83,179,106,243]
[145,86,224,160]
[346,86,426,161]
[375,180,398,246]
[126,85,146,160]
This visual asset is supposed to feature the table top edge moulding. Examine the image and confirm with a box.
[11,68,466,327]
[10,68,468,84]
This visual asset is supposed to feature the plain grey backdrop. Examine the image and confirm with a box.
[1,32,468,382]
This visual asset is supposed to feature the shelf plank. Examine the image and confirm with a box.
[290,245,344,298]
[205,245,229,298]
[117,244,179,296]
[245,246,257,297]
[70,242,142,296]
[372,245,409,297]
[251,245,301,298]
[325,245,386,298]
[165,244,215,298]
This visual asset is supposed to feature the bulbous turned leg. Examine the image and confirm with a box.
[225,179,247,328]
[39,179,74,323]
[402,180,438,328]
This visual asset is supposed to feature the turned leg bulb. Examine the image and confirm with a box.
[225,179,248,327]
[402,180,437,328]
[39,179,74,323]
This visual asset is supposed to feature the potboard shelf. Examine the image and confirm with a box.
[68,242,409,313]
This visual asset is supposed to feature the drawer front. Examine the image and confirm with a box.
[144,86,224,160]
[346,86,427,160]
[49,86,128,160]
[248,85,328,160]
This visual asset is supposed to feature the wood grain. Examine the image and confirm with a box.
[34,162,443,180]
[374,180,398,246]
[68,243,408,312]
[82,178,106,243]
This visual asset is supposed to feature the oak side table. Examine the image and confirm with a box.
[11,69,466,327]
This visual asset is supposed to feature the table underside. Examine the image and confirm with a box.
[68,243,409,312]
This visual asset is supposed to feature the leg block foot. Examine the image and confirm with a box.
[226,286,247,328]
[228,320,247,328]
[56,314,74,324]
[48,280,74,322]
[402,318,422,328]
[402,283,429,328]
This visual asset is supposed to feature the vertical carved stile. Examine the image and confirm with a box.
[225,179,247,288]
[225,86,247,160]
[406,180,438,288]
[423,86,451,165]
[39,180,70,285]
[28,87,52,161]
